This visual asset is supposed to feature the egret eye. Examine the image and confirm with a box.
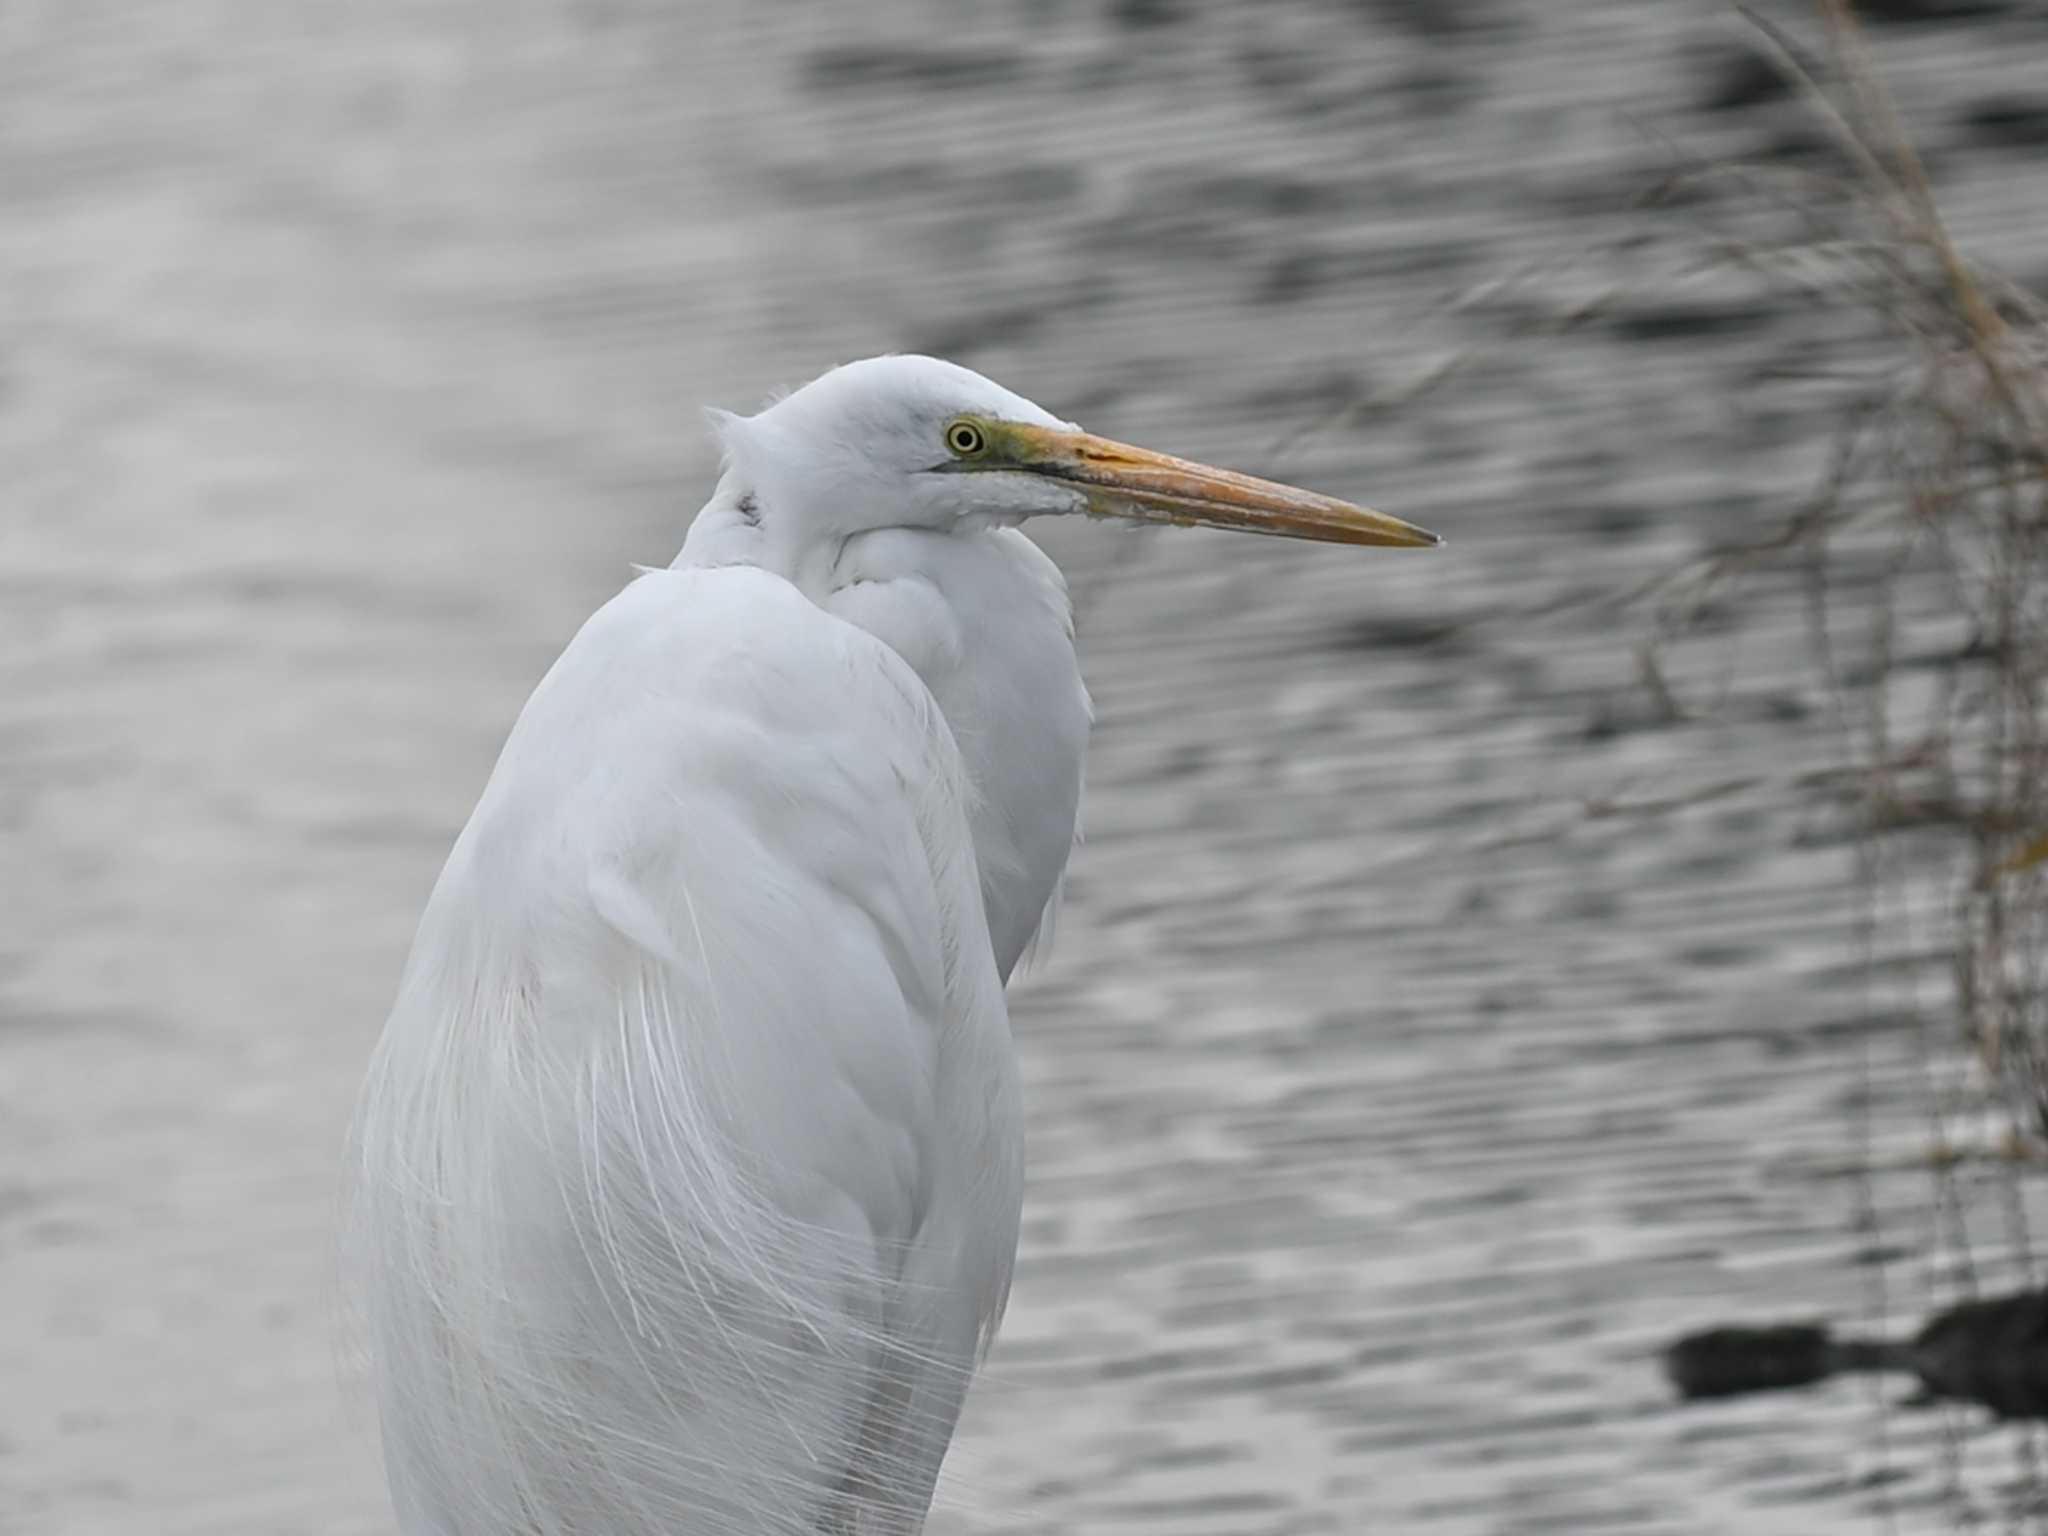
[944,419,988,458]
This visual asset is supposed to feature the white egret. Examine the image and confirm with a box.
[348,354,1439,1536]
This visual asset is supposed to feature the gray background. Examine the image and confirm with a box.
[5,1,2048,1532]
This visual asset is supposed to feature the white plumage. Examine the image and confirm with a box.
[348,356,1437,1536]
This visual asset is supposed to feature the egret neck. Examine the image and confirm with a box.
[678,471,1091,983]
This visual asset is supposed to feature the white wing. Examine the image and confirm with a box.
[349,566,1022,1536]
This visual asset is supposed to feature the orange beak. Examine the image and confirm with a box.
[993,422,1441,549]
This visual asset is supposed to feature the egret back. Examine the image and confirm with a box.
[348,567,1022,1536]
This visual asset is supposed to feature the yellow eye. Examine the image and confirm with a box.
[944,419,988,457]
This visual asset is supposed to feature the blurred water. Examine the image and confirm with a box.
[5,1,2048,1532]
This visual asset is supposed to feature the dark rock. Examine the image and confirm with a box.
[1666,1324,1838,1399]
[1913,1290,2048,1419]
[1664,1288,2048,1420]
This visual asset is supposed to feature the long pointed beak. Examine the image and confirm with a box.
[996,423,1442,549]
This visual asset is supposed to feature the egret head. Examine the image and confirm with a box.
[705,354,1442,553]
